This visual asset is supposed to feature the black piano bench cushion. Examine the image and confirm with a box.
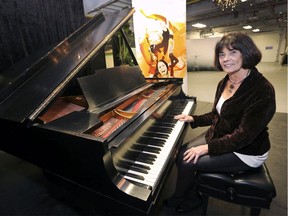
[196,163,276,216]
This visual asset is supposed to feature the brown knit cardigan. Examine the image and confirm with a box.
[190,68,276,155]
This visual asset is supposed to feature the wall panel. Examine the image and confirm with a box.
[0,0,85,72]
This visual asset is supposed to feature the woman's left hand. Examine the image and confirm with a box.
[183,144,208,164]
[174,114,193,122]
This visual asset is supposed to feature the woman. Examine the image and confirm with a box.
[154,60,170,78]
[165,32,276,213]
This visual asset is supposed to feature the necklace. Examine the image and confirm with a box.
[228,70,250,93]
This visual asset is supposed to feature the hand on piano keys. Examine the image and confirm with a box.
[121,100,195,189]
[174,113,194,123]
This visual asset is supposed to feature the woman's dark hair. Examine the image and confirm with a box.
[214,32,262,71]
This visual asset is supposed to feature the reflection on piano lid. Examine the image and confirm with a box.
[0,7,197,215]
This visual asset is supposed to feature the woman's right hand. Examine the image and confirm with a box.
[183,144,208,164]
[174,114,194,122]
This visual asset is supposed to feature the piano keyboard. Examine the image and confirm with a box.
[122,100,194,188]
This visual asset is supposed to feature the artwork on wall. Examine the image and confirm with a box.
[132,0,186,78]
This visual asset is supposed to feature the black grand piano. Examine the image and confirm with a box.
[0,8,196,215]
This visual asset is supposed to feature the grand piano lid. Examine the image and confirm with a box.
[0,8,135,124]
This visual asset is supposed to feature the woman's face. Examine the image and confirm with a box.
[219,47,243,74]
[157,61,168,77]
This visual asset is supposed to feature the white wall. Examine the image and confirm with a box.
[187,37,220,71]
[186,32,285,71]
[251,33,281,62]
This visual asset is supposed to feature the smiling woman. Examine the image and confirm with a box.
[164,32,276,214]
[154,60,170,78]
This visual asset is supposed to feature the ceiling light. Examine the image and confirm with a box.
[213,0,238,11]
[243,25,252,29]
[252,29,260,32]
[192,23,206,28]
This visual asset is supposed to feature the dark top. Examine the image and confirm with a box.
[190,68,276,156]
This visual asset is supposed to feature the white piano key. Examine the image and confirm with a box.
[124,101,194,188]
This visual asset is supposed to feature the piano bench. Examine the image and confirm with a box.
[196,163,276,216]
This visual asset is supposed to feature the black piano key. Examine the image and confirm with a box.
[153,121,175,128]
[132,163,151,170]
[125,172,145,181]
[170,108,185,113]
[118,154,154,173]
[123,150,141,162]
[139,135,167,142]
[166,113,177,117]
[117,160,133,170]
[137,137,166,146]
[132,144,161,154]
[161,116,177,123]
[136,152,157,162]
[143,131,169,139]
[135,152,157,161]
[130,166,149,174]
[147,126,172,133]
[163,101,187,111]
[140,152,157,159]
[136,156,154,165]
[117,159,148,173]
[141,152,157,159]
[137,141,163,148]
[172,104,187,109]
[124,150,156,162]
